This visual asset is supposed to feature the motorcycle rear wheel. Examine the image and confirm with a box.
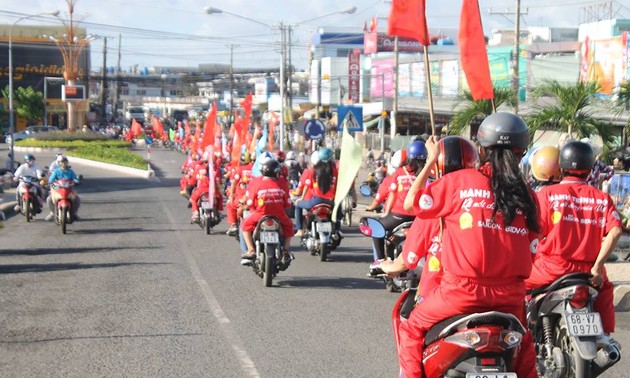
[24,198,31,222]
[319,243,328,262]
[263,247,275,287]
[556,318,592,378]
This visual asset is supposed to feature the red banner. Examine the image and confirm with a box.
[459,0,494,100]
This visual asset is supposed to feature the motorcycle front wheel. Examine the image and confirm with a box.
[556,318,592,378]
[60,207,67,234]
[24,198,31,222]
[204,213,211,235]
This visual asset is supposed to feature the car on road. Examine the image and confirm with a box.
[4,125,60,144]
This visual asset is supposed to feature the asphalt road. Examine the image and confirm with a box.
[1,145,629,377]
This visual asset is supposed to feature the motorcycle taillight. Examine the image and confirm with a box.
[260,219,280,231]
[444,330,490,349]
[569,285,590,309]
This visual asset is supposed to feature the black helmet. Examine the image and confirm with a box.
[560,141,594,172]
[24,153,35,161]
[476,112,529,151]
[261,158,281,178]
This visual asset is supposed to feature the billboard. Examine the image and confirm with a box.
[579,33,628,95]
[348,49,361,103]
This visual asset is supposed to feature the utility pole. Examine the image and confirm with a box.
[279,22,286,151]
[489,2,528,113]
[99,37,108,125]
[228,44,239,128]
[114,33,122,121]
[391,36,399,138]
[287,25,293,114]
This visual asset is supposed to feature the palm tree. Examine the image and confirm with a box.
[613,80,630,143]
[526,79,616,157]
[448,87,516,136]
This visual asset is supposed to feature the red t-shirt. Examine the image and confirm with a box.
[388,166,416,216]
[309,164,338,200]
[245,177,291,217]
[536,177,622,263]
[401,217,443,298]
[232,163,253,198]
[413,168,535,281]
[374,175,394,205]
[297,168,314,200]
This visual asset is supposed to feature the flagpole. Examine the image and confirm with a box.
[422,46,436,135]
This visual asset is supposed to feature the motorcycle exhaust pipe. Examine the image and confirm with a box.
[592,344,621,376]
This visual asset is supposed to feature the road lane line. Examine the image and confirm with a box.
[163,204,260,377]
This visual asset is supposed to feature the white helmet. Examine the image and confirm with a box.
[390,150,404,169]
[56,153,65,163]
[310,151,320,166]
[286,151,297,161]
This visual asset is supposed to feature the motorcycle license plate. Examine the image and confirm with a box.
[565,312,603,336]
[260,232,279,244]
[201,202,211,210]
[466,374,516,378]
[317,222,332,233]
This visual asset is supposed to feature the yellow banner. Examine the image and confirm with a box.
[333,125,362,221]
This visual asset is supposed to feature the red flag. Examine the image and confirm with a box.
[131,118,143,138]
[387,0,430,46]
[240,92,253,129]
[152,117,164,138]
[231,118,244,167]
[184,121,191,137]
[459,0,494,100]
[200,103,217,149]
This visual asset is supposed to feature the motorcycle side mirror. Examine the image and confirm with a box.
[359,217,386,238]
[359,184,372,197]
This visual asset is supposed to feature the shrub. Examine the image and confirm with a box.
[33,131,114,141]
[15,139,131,149]
[66,145,147,170]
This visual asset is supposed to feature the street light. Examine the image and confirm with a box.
[204,5,357,151]
[8,10,60,170]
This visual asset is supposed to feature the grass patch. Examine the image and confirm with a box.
[66,145,147,170]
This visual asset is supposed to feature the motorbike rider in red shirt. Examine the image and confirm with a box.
[526,141,622,335]
[190,156,223,222]
[370,140,427,264]
[380,136,480,299]
[365,149,406,212]
[225,152,253,236]
[240,158,293,259]
[395,113,540,378]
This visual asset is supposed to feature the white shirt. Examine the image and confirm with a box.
[14,163,44,179]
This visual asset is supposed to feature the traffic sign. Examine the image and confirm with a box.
[337,106,363,132]
[304,119,326,140]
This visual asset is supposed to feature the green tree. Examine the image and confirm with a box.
[526,80,615,157]
[1,85,45,125]
[448,87,516,136]
[613,80,630,144]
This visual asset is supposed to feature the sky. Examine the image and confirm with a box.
[0,0,627,73]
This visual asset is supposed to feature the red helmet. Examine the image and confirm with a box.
[432,136,479,178]
[531,146,561,182]
[275,150,286,163]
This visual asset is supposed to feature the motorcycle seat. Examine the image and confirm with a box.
[527,272,594,297]
[391,221,413,235]
[425,311,526,346]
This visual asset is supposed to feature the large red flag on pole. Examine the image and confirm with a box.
[387,0,430,46]
[131,118,143,138]
[231,118,244,168]
[240,92,253,131]
[201,102,217,149]
[459,0,494,100]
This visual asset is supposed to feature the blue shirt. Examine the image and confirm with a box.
[49,168,79,183]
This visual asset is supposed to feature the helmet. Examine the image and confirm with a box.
[318,147,334,163]
[240,151,251,164]
[435,136,480,177]
[275,150,286,163]
[530,146,561,182]
[24,153,35,162]
[310,151,320,166]
[390,150,407,169]
[59,157,69,169]
[476,112,529,151]
[286,151,297,161]
[407,140,427,160]
[261,158,281,178]
[56,153,64,163]
[560,141,594,173]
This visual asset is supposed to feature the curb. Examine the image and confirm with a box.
[614,285,630,311]
[68,156,154,178]
[14,146,65,153]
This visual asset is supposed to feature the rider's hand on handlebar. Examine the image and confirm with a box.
[590,266,603,287]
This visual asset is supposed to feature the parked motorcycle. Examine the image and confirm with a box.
[17,175,42,222]
[526,272,621,377]
[241,215,293,287]
[298,203,340,262]
[195,193,221,234]
[389,284,527,377]
[51,178,76,234]
[360,216,415,292]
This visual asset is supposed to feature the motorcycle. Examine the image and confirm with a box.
[298,203,340,262]
[360,216,415,292]
[195,193,221,234]
[340,193,354,226]
[390,283,527,377]
[526,272,621,377]
[51,178,76,234]
[17,175,42,222]
[241,215,293,287]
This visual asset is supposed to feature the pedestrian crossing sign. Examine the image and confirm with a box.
[337,106,363,132]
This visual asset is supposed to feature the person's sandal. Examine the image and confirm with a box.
[241,251,256,260]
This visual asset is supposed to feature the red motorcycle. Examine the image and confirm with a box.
[17,175,42,222]
[52,179,76,234]
[390,283,526,376]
